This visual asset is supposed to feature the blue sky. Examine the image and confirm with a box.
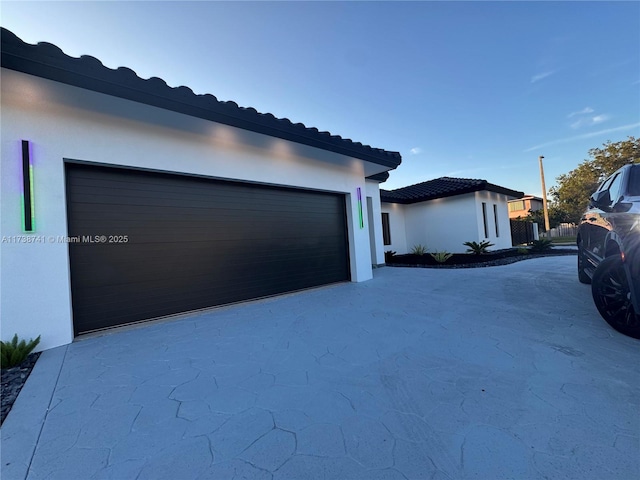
[2,1,639,196]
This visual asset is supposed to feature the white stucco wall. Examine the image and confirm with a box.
[381,191,515,254]
[380,202,407,255]
[405,194,479,253]
[365,181,385,266]
[473,190,513,250]
[1,69,379,350]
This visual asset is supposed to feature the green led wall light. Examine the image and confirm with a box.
[22,140,34,231]
[357,187,364,229]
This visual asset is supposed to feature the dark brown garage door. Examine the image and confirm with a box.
[66,163,350,334]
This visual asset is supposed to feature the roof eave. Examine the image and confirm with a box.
[366,172,390,183]
[0,28,402,170]
[484,183,525,199]
[381,184,524,204]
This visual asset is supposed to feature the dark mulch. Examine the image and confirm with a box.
[1,352,41,426]
[386,247,577,269]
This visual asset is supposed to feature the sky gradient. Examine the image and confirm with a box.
[2,1,639,196]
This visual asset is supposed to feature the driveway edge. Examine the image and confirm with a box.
[1,346,67,480]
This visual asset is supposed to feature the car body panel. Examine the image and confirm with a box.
[577,164,640,314]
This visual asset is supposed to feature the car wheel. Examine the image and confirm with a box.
[577,244,591,284]
[591,254,640,339]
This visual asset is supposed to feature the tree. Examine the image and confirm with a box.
[524,205,569,231]
[549,137,640,224]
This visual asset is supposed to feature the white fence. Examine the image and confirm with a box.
[543,223,578,238]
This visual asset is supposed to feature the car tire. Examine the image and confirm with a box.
[591,254,640,339]
[577,244,591,284]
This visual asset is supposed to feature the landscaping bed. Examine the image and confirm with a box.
[386,247,577,269]
[1,352,40,426]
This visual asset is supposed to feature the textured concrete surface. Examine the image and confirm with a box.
[2,256,639,479]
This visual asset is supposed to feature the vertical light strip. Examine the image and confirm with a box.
[357,187,364,229]
[482,202,488,239]
[22,140,34,232]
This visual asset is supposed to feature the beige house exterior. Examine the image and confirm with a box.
[508,195,543,219]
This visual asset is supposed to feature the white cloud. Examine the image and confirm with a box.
[567,107,594,118]
[524,122,640,152]
[531,71,554,83]
[570,113,610,130]
[409,147,422,155]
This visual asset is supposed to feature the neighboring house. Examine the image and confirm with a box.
[508,195,543,219]
[0,28,401,350]
[380,177,523,254]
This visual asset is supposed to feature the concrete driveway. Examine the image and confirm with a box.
[2,256,639,479]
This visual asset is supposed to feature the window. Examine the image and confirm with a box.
[509,200,525,212]
[597,175,614,193]
[628,165,640,196]
[607,173,623,205]
[381,213,391,245]
[493,204,499,237]
[482,202,489,238]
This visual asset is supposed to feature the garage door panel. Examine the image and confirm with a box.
[73,264,343,312]
[74,262,343,310]
[68,176,340,209]
[72,264,344,333]
[68,204,342,222]
[68,200,343,221]
[68,231,345,254]
[69,241,345,288]
[66,164,350,334]
[68,210,341,240]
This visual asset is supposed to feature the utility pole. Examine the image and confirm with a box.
[539,155,551,234]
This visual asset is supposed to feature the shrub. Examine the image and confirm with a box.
[411,244,428,256]
[430,251,453,263]
[530,239,554,252]
[384,250,397,262]
[463,240,494,255]
[517,247,529,254]
[1,334,41,369]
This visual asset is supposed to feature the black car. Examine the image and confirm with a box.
[577,163,640,338]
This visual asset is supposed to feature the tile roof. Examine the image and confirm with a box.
[0,28,401,170]
[381,177,524,204]
[512,195,543,201]
[365,172,389,183]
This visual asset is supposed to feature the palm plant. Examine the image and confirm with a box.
[463,240,494,255]
[430,251,453,263]
[384,250,397,262]
[530,239,553,252]
[411,244,428,256]
[1,334,41,369]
